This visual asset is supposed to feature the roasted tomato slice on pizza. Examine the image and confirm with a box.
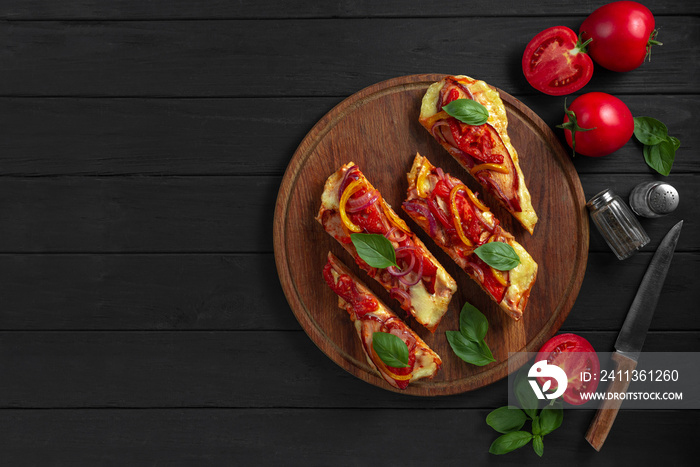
[402,153,537,320]
[323,252,442,390]
[419,75,538,234]
[316,163,457,332]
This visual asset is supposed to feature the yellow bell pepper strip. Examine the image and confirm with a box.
[339,179,364,233]
[421,110,450,128]
[491,268,509,287]
[416,163,432,198]
[465,187,489,213]
[450,184,473,248]
[470,163,509,175]
[381,200,410,233]
[485,236,509,286]
[372,347,413,381]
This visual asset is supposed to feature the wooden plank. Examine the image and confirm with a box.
[0,176,279,253]
[0,252,700,331]
[1,17,697,97]
[0,95,695,176]
[563,252,698,332]
[0,253,298,330]
[0,174,694,253]
[0,331,695,408]
[1,0,697,19]
[0,97,336,176]
[0,408,692,465]
[1,252,695,331]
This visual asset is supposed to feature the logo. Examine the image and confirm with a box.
[528,360,568,400]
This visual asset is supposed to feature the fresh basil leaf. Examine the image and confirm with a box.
[486,406,527,434]
[489,431,533,455]
[634,116,680,176]
[643,140,675,176]
[514,366,540,418]
[442,98,489,126]
[474,242,520,271]
[539,401,564,435]
[478,339,495,362]
[633,116,669,146]
[459,301,489,342]
[532,435,544,457]
[350,233,398,268]
[446,331,495,366]
[668,135,681,151]
[371,331,409,368]
[531,415,542,436]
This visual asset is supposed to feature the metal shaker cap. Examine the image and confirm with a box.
[648,183,679,215]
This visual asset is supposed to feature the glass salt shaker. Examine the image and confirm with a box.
[586,189,650,260]
[629,181,679,218]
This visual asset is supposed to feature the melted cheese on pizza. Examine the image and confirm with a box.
[407,265,454,327]
[317,162,457,332]
[502,241,537,311]
[325,254,442,389]
[403,153,537,320]
[352,318,438,382]
[420,75,538,234]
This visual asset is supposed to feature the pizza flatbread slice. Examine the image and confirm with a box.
[419,75,538,234]
[402,153,537,320]
[323,252,442,389]
[316,162,457,332]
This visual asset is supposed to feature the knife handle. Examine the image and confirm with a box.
[585,352,637,451]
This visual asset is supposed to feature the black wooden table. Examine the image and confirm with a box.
[0,1,697,464]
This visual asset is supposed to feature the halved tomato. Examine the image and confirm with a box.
[535,333,600,405]
[522,26,594,96]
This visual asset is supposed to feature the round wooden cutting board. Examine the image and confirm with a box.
[273,74,588,396]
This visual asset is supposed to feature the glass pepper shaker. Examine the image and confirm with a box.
[586,189,650,260]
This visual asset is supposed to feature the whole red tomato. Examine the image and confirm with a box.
[579,1,661,72]
[560,92,634,157]
[522,26,594,96]
[535,333,600,405]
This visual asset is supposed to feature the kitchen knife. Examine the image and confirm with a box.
[585,220,683,451]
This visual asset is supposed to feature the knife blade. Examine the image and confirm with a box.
[585,220,683,451]
[615,220,684,361]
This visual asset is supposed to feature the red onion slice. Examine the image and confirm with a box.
[399,254,424,287]
[432,120,475,167]
[394,230,408,243]
[345,189,379,213]
[403,201,437,237]
[432,119,456,148]
[435,167,455,191]
[385,317,418,349]
[426,198,452,229]
[467,261,485,283]
[387,247,416,277]
[384,227,408,244]
[472,208,495,233]
[390,287,411,310]
[338,165,360,195]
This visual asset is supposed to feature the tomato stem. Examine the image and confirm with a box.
[575,34,593,55]
[647,29,663,62]
[556,100,596,157]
